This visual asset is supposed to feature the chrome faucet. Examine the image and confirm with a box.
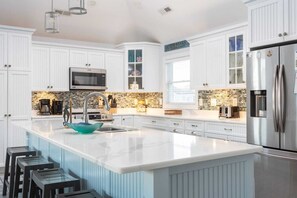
[83,92,110,123]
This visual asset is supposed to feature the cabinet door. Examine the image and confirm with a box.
[0,71,7,165]
[121,116,134,127]
[105,53,124,92]
[32,46,50,91]
[143,46,161,92]
[111,116,122,126]
[7,71,31,147]
[88,51,105,69]
[50,48,69,91]
[248,0,284,48]
[284,0,297,41]
[0,32,7,71]
[69,50,88,67]
[206,36,226,88]
[190,41,207,89]
[7,33,31,71]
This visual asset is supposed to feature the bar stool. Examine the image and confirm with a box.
[2,146,37,198]
[13,156,54,198]
[29,168,81,198]
[56,190,103,198]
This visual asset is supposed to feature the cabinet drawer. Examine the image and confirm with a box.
[205,122,246,137]
[184,120,204,131]
[205,132,228,141]
[141,117,167,130]
[168,128,184,134]
[185,130,204,137]
[168,119,184,129]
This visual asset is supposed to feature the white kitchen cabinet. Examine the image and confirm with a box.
[121,116,134,127]
[50,48,69,91]
[246,0,297,48]
[105,52,124,92]
[226,31,247,88]
[190,41,206,90]
[32,46,50,90]
[32,45,69,91]
[0,32,7,71]
[0,71,7,166]
[117,43,161,92]
[70,49,105,69]
[111,116,122,126]
[190,36,226,89]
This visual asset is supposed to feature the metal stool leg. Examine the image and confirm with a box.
[23,167,31,198]
[29,178,37,198]
[13,164,21,198]
[8,154,17,198]
[2,152,10,195]
[42,187,50,198]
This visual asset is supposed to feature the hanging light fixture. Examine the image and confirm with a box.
[69,0,87,15]
[45,0,59,33]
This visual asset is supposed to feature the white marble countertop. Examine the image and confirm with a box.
[32,109,246,124]
[22,120,261,174]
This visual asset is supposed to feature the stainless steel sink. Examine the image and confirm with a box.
[96,126,138,133]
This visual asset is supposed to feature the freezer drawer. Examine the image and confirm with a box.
[254,149,297,198]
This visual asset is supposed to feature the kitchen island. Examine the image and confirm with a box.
[22,120,261,198]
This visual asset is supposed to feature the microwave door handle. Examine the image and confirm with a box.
[279,64,286,133]
[273,65,279,132]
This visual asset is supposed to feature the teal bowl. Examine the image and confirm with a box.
[66,122,104,134]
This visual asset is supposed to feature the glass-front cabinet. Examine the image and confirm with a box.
[128,49,143,90]
[227,32,246,87]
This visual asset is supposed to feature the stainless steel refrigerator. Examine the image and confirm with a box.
[247,44,297,198]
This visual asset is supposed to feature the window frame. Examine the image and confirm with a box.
[163,49,198,109]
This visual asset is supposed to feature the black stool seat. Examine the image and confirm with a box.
[2,146,37,198]
[14,156,54,198]
[57,190,102,198]
[29,168,80,198]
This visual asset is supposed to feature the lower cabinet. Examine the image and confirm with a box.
[112,116,134,127]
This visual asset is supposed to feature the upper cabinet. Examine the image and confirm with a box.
[190,36,226,90]
[245,0,297,48]
[105,52,124,92]
[226,31,246,87]
[69,49,105,69]
[189,24,247,90]
[0,28,32,72]
[32,45,69,91]
[117,43,161,92]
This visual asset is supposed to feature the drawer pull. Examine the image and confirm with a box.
[224,128,232,131]
[173,123,179,126]
[191,131,197,135]
[151,120,156,123]
[191,124,198,127]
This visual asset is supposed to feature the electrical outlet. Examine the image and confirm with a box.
[199,99,203,106]
[232,98,238,106]
[211,98,217,107]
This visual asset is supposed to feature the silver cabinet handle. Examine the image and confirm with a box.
[173,129,177,133]
[151,120,156,123]
[283,32,288,36]
[205,83,208,86]
[191,131,197,135]
[279,65,286,132]
[273,65,280,132]
[4,114,7,117]
[4,64,7,67]
[203,83,205,86]
[47,86,50,88]
[278,33,283,37]
[8,65,11,68]
[224,128,232,131]
[191,124,198,127]
[8,114,11,117]
[51,86,53,88]
[173,123,179,126]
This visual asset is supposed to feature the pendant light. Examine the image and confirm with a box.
[45,0,59,33]
[69,0,87,15]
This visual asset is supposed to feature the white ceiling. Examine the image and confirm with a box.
[0,0,248,44]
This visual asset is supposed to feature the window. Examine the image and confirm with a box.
[166,59,196,104]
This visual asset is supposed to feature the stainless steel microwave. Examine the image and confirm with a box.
[69,67,107,90]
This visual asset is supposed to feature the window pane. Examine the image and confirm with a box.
[229,37,236,52]
[236,35,243,51]
[237,52,243,67]
[229,53,235,68]
[167,60,190,82]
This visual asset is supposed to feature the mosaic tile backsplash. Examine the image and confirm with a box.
[198,89,246,111]
[32,91,163,110]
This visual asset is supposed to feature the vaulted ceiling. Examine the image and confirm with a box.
[0,0,247,44]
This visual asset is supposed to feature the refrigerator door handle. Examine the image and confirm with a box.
[273,65,279,132]
[279,64,286,133]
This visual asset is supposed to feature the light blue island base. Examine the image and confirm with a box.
[28,133,255,198]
